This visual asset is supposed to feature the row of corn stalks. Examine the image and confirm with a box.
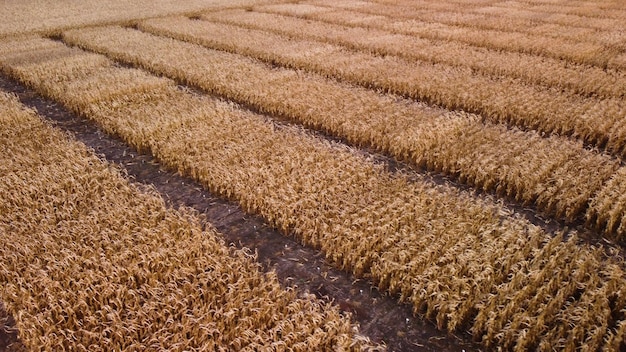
[1,35,625,350]
[257,0,624,35]
[200,8,625,99]
[59,24,626,240]
[341,0,626,47]
[294,1,626,69]
[151,10,626,160]
[0,91,376,351]
[410,0,626,23]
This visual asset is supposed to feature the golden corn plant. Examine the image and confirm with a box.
[200,8,626,99]
[136,16,626,156]
[293,1,624,69]
[354,0,625,48]
[0,91,377,351]
[60,26,620,227]
[1,36,625,350]
[263,3,626,70]
[587,167,626,241]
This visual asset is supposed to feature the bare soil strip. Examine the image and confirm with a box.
[2,87,375,350]
[0,74,479,352]
[0,302,24,352]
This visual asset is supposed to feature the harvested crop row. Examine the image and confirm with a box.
[258,3,626,70]
[371,0,626,46]
[0,91,372,351]
[1,35,625,351]
[60,25,622,232]
[200,8,626,99]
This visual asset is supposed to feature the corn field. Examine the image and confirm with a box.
[0,91,377,350]
[1,0,626,351]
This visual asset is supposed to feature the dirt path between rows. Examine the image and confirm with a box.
[0,76,483,351]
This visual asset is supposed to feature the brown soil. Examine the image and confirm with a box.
[0,76,483,351]
[0,302,24,352]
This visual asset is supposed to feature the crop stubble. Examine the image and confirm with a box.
[0,90,375,351]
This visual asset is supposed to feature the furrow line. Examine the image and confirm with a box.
[491,0,626,20]
[0,73,472,352]
[374,0,626,34]
[249,4,626,153]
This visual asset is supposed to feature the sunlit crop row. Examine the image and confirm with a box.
[200,8,626,99]
[369,0,626,45]
[58,24,624,229]
[207,9,626,144]
[215,7,626,153]
[1,35,625,350]
[256,3,626,70]
[490,0,626,20]
[588,168,626,238]
[0,91,373,351]
[317,0,626,32]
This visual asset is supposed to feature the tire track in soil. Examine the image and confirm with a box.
[0,76,480,351]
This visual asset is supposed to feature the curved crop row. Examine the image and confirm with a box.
[0,91,372,351]
[1,35,625,351]
[370,0,626,45]
[200,8,626,99]
[256,3,626,70]
[59,24,623,233]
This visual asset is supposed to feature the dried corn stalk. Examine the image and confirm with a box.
[62,26,620,229]
[0,91,376,351]
[200,8,626,99]
[0,37,624,350]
